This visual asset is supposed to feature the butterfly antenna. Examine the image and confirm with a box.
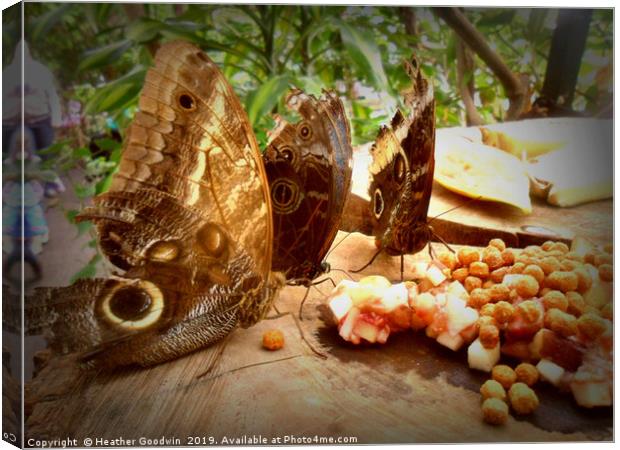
[427,195,483,225]
[350,247,383,274]
[325,231,353,260]
[329,267,355,281]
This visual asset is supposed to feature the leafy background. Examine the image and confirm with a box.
[3,4,613,281]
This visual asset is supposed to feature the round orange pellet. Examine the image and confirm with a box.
[262,329,285,350]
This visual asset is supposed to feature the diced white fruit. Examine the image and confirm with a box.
[426,264,447,286]
[410,262,429,278]
[536,359,565,386]
[570,380,612,408]
[570,236,596,257]
[329,293,353,321]
[434,293,448,307]
[359,275,392,289]
[339,307,360,341]
[436,331,465,351]
[377,327,390,344]
[353,320,379,343]
[467,338,500,372]
[447,280,469,301]
[446,295,479,335]
[331,279,357,295]
[381,283,409,311]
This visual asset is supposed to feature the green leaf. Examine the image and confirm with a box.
[85,68,146,114]
[79,40,132,72]
[245,75,291,126]
[76,220,92,237]
[73,147,91,159]
[95,170,116,195]
[334,19,391,96]
[29,4,73,41]
[66,209,80,224]
[74,183,96,199]
[126,17,162,44]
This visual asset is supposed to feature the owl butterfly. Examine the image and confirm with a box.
[364,56,436,275]
[263,89,353,285]
[29,41,284,368]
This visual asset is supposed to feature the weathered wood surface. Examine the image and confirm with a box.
[25,130,613,444]
[26,230,612,443]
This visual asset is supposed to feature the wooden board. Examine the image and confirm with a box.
[25,226,612,444]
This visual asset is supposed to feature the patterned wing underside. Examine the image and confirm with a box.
[368,57,436,256]
[264,90,352,281]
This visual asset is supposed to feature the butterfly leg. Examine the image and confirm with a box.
[350,247,384,274]
[299,277,337,320]
[431,228,456,254]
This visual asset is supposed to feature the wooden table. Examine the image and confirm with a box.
[24,178,612,445]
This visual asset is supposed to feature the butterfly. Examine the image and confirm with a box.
[29,41,286,368]
[263,89,353,285]
[359,57,436,276]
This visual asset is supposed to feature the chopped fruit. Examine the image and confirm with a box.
[358,275,392,289]
[481,398,509,425]
[594,253,612,267]
[436,331,465,351]
[480,379,507,401]
[411,292,438,326]
[446,280,468,301]
[410,262,430,278]
[570,380,612,408]
[468,338,500,372]
[339,307,361,342]
[598,264,613,282]
[514,300,543,323]
[549,242,569,254]
[501,340,531,361]
[515,363,539,386]
[458,247,480,266]
[388,305,410,331]
[470,262,490,278]
[545,271,579,293]
[506,307,543,341]
[262,329,285,351]
[514,274,539,298]
[426,264,448,286]
[508,382,539,415]
[600,303,612,321]
[380,283,409,311]
[509,262,525,274]
[329,293,353,321]
[445,295,479,335]
[583,283,612,310]
[536,359,565,386]
[492,365,517,389]
[529,328,583,371]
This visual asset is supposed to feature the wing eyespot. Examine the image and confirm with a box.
[146,240,180,262]
[178,93,196,111]
[99,280,164,330]
[197,223,228,258]
[270,178,302,214]
[373,188,385,219]
[297,122,313,140]
[393,153,407,185]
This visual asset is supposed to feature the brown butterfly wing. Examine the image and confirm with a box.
[368,57,435,256]
[263,90,353,281]
[62,41,281,367]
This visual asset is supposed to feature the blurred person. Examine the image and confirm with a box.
[3,39,62,196]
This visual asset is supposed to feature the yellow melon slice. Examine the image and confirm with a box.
[434,136,532,214]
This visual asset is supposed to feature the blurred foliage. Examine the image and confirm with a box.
[1,4,612,280]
